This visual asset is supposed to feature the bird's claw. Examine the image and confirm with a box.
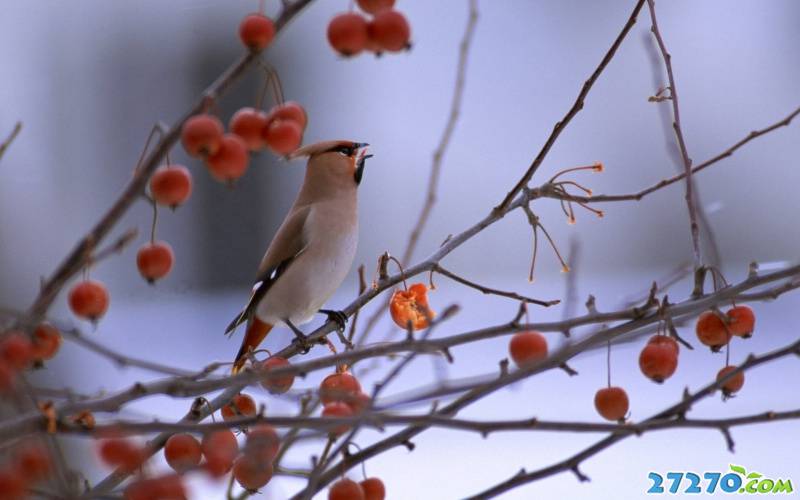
[291,335,312,354]
[320,309,348,332]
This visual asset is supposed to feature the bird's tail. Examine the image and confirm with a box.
[231,317,273,374]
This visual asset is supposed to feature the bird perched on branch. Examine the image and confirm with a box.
[226,140,372,373]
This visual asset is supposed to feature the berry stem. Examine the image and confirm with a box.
[149,199,159,244]
[606,339,611,388]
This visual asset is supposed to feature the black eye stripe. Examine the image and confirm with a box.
[324,145,355,156]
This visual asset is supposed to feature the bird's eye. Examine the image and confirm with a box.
[336,146,354,157]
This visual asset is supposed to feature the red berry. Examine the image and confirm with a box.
[149,165,193,208]
[16,441,51,482]
[201,430,238,477]
[124,475,186,500]
[136,241,174,283]
[368,10,410,53]
[181,114,224,157]
[594,387,629,421]
[717,365,745,396]
[233,456,274,491]
[322,402,354,437]
[244,424,280,463]
[347,392,371,414]
[320,372,362,405]
[696,311,731,351]
[239,13,275,51]
[98,438,145,472]
[726,305,755,338]
[267,101,308,130]
[221,393,257,421]
[207,134,249,182]
[356,0,395,15]
[360,477,386,500]
[68,280,110,321]
[508,331,548,368]
[327,13,369,57]
[329,478,366,500]
[263,119,303,156]
[0,469,25,500]
[0,332,33,370]
[31,323,62,361]
[230,107,269,150]
[646,335,679,357]
[164,433,202,473]
[639,342,678,383]
[260,356,295,394]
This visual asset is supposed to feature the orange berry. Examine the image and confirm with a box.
[98,438,145,472]
[230,107,269,150]
[347,392,371,414]
[207,134,250,182]
[327,12,369,57]
[181,114,224,157]
[329,478,366,500]
[0,469,25,500]
[201,430,238,477]
[360,477,386,500]
[244,424,280,463]
[726,305,755,338]
[639,342,678,383]
[31,323,62,361]
[267,101,308,130]
[164,433,202,473]
[239,13,275,51]
[367,10,410,53]
[356,0,395,15]
[263,119,303,156]
[136,241,174,283]
[68,280,110,321]
[320,372,362,405]
[508,331,548,368]
[322,402,354,437]
[149,165,193,208]
[717,365,745,396]
[221,393,258,422]
[259,356,295,394]
[646,335,679,357]
[594,386,629,421]
[389,283,435,331]
[233,456,274,491]
[124,475,186,500]
[0,332,33,370]
[695,311,731,351]
[16,441,51,482]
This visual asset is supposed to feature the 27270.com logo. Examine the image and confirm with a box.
[647,465,793,495]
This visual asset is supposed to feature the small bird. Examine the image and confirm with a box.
[226,140,372,373]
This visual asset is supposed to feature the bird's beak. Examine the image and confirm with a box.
[352,142,370,150]
[354,152,373,185]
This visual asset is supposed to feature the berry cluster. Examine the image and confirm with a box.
[328,1,411,58]
[0,325,62,393]
[320,369,371,436]
[0,440,52,498]
[329,476,386,500]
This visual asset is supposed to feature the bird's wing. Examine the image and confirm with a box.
[224,205,312,335]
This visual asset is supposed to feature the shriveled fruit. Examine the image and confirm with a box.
[695,311,731,351]
[717,365,745,396]
[329,478,365,500]
[320,372,362,405]
[207,134,249,182]
[68,280,110,321]
[239,13,275,51]
[164,433,202,473]
[508,331,548,368]
[230,107,268,150]
[726,305,755,338]
[150,165,193,207]
[136,241,174,283]
[367,10,410,52]
[181,114,224,157]
[260,356,295,394]
[360,477,386,500]
[221,393,258,421]
[328,12,369,57]
[389,283,435,331]
[639,342,678,383]
[594,386,629,421]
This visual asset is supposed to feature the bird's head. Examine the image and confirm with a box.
[289,140,373,188]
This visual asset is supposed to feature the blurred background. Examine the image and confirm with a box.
[1,0,799,498]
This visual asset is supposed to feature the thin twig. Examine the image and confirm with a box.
[0,121,22,162]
